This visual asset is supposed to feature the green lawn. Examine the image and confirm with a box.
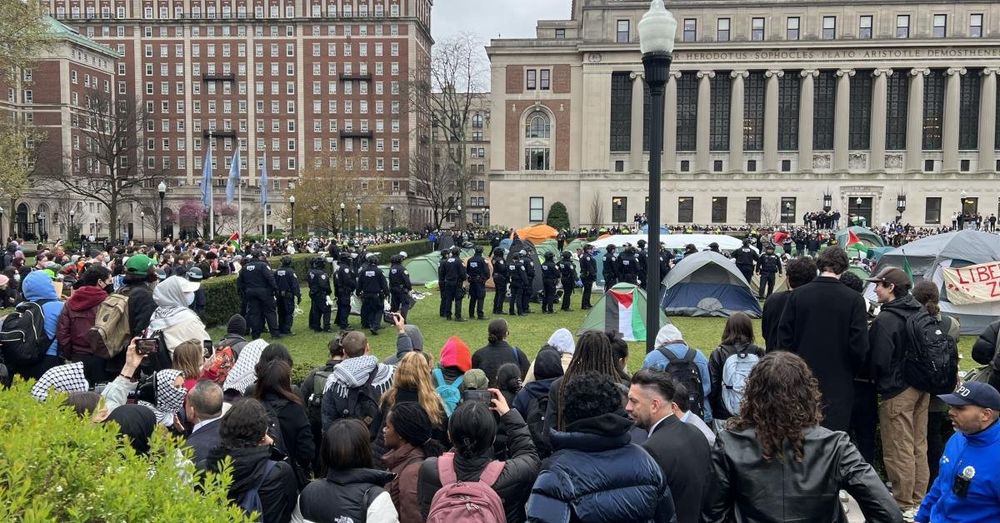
[207,289,982,381]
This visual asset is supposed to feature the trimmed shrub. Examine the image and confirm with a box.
[546,202,571,230]
[0,380,250,521]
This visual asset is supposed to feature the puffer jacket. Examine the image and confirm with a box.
[417,409,540,523]
[869,294,923,399]
[971,320,1000,390]
[383,442,425,523]
[205,445,298,523]
[294,467,398,523]
[526,412,675,523]
[56,285,108,358]
[702,426,902,523]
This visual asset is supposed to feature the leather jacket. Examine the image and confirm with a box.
[702,426,902,523]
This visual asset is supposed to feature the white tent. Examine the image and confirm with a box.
[587,233,754,253]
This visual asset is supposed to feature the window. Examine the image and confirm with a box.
[859,15,873,39]
[886,70,909,150]
[676,73,698,151]
[780,197,797,223]
[786,17,800,40]
[744,72,765,151]
[961,159,971,172]
[813,72,836,150]
[745,197,762,223]
[711,197,728,223]
[778,74,800,150]
[717,18,730,42]
[615,160,624,172]
[555,28,566,39]
[616,20,630,43]
[611,197,628,223]
[683,18,696,42]
[710,74,731,151]
[925,197,942,224]
[960,69,981,150]
[822,16,836,39]
[933,14,947,38]
[610,72,632,152]
[524,111,551,170]
[747,159,758,172]
[529,197,544,222]
[751,18,765,41]
[540,69,550,90]
[678,197,694,223]
[923,69,945,150]
[896,15,910,38]
[781,159,792,172]
[526,69,536,90]
[970,14,984,38]
[849,71,873,149]
[680,160,691,172]
[713,160,724,172]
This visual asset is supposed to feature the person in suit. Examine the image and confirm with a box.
[626,369,712,523]
[184,380,225,467]
[761,257,817,351]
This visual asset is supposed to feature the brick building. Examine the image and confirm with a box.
[430,92,491,228]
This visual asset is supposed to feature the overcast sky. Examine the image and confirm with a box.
[431,0,570,43]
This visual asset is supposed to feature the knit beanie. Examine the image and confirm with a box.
[532,348,565,381]
[227,314,248,336]
[402,325,424,351]
[389,402,433,447]
[439,336,472,372]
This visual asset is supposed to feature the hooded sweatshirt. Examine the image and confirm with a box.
[524,328,575,384]
[21,271,64,357]
[642,324,713,422]
[869,293,924,399]
[384,324,425,365]
[147,276,209,355]
[57,285,108,357]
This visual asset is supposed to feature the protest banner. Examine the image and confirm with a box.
[943,261,1000,305]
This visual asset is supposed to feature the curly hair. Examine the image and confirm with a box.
[381,351,445,424]
[563,371,624,425]
[558,330,626,429]
[220,398,269,449]
[730,351,824,463]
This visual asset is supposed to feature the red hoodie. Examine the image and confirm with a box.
[57,286,109,358]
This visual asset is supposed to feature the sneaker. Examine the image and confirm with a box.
[902,508,918,522]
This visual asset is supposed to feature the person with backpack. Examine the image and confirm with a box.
[530,371,676,523]
[671,382,715,446]
[299,334,347,474]
[56,266,113,384]
[320,331,395,436]
[513,347,564,457]
[118,254,158,338]
[417,391,540,523]
[205,398,298,523]
[472,319,530,388]
[1,270,65,380]
[707,312,765,423]
[217,314,250,357]
[372,352,448,466]
[523,328,573,384]
[435,335,472,417]
[254,360,315,491]
[641,324,713,423]
[868,267,938,516]
[383,402,446,523]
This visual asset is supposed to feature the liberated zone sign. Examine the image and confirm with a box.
[943,261,1000,305]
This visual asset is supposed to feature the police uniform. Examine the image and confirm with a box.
[437,249,450,318]
[275,259,302,335]
[334,256,356,329]
[388,256,413,320]
[636,240,648,289]
[356,256,388,333]
[559,252,578,311]
[236,255,280,338]
[521,252,535,313]
[757,249,783,299]
[579,248,597,309]
[307,259,332,332]
[508,254,529,316]
[618,247,639,285]
[466,248,488,320]
[441,249,467,321]
[733,243,759,284]
[540,253,559,313]
[491,250,508,315]
[603,247,619,289]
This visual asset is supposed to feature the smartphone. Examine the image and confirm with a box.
[203,339,213,359]
[135,338,160,355]
[383,311,399,324]
[462,389,493,404]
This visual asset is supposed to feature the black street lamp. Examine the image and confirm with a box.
[288,195,296,237]
[484,209,490,227]
[69,209,75,240]
[823,192,832,212]
[639,0,677,353]
[356,203,361,233]
[390,205,396,231]
[158,180,167,240]
[139,211,145,243]
[896,194,907,215]
[340,202,346,234]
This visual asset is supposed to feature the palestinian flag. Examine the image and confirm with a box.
[605,287,646,341]
[227,232,241,251]
[846,230,869,255]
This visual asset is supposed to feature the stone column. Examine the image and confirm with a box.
[798,70,818,173]
[870,69,892,171]
[696,70,714,172]
[906,68,929,172]
[943,67,965,172]
[764,70,784,172]
[629,71,645,172]
[834,69,854,171]
[729,71,748,173]
[664,71,681,172]
[979,68,998,172]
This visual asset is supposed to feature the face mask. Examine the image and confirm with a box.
[185,292,195,306]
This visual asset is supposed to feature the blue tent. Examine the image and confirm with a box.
[660,251,762,318]
[639,224,671,235]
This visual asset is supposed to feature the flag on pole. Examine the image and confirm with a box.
[901,249,914,284]
[845,229,870,255]
[227,231,240,251]
[605,287,647,342]
[226,149,241,204]
[259,153,269,208]
[201,137,213,207]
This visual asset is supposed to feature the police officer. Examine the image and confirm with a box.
[603,245,619,289]
[466,246,488,320]
[441,247,467,321]
[236,251,281,339]
[276,256,302,335]
[559,251,578,312]
[540,251,559,314]
[520,249,535,313]
[658,242,672,288]
[356,253,388,334]
[491,248,508,315]
[618,245,639,285]
[756,245,783,299]
[579,245,597,309]
[333,253,356,330]
[733,238,759,284]
[388,254,413,320]
[508,252,528,316]
[437,249,450,318]
[186,266,207,318]
[636,239,648,289]
[306,257,331,332]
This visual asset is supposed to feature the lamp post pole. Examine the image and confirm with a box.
[158,181,167,240]
[340,202,345,235]
[356,204,361,234]
[390,205,395,231]
[139,212,145,243]
[289,195,296,238]
[69,210,74,241]
[640,0,677,353]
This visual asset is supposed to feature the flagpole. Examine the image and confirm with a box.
[208,130,215,241]
[238,178,243,244]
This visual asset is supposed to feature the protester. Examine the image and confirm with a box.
[971,318,1000,390]
[760,256,816,351]
[523,328,574,383]
[642,324,713,422]
[172,340,206,391]
[384,313,424,366]
[320,331,395,435]
[671,382,716,446]
[373,351,447,464]
[62,390,101,417]
[707,312,765,423]
[472,319,531,387]
[627,369,709,523]
[512,347,564,455]
[10,271,65,379]
[104,403,157,455]
[56,266,112,384]
[254,360,315,490]
[217,314,251,356]
[147,275,211,359]
[382,402,445,523]
[184,379,225,466]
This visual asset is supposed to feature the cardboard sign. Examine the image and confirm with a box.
[943,261,1000,305]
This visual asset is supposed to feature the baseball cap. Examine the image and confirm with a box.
[125,254,154,274]
[938,382,1000,411]
[865,267,910,288]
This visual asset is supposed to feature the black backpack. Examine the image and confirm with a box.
[656,345,706,419]
[524,390,552,458]
[902,309,959,395]
[331,367,382,437]
[0,300,54,367]
[306,369,334,429]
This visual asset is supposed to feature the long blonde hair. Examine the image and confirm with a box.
[382,351,445,425]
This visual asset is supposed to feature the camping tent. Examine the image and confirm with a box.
[589,234,754,287]
[835,226,885,249]
[509,238,544,301]
[579,283,668,342]
[402,248,475,286]
[515,224,559,245]
[661,251,763,318]
[875,230,1000,334]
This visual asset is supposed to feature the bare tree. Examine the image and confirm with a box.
[589,193,605,228]
[759,202,779,226]
[286,158,387,235]
[40,89,159,242]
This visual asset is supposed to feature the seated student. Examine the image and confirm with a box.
[472,319,530,387]
[382,402,445,523]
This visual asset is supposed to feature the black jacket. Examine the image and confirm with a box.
[869,294,924,399]
[120,282,156,337]
[472,340,530,386]
[579,252,597,280]
[761,290,791,351]
[702,426,902,523]
[260,393,316,488]
[707,342,766,421]
[185,417,222,466]
[972,319,1000,368]
[297,468,395,523]
[641,415,710,523]
[206,446,298,523]
[418,410,540,523]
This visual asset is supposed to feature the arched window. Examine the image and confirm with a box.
[523,110,551,171]
[525,112,550,139]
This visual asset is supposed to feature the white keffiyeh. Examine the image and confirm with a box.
[31,362,89,401]
[223,339,268,394]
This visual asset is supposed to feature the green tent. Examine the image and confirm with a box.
[835,226,885,249]
[403,249,476,286]
[578,283,669,342]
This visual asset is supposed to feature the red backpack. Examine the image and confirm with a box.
[200,346,236,385]
[427,452,507,523]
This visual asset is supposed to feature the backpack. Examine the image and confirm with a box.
[237,460,277,521]
[427,453,507,523]
[720,346,759,417]
[524,391,551,458]
[331,367,382,435]
[902,309,959,395]
[306,368,335,427]
[0,300,53,367]
[656,345,706,419]
[433,368,463,417]
[200,346,237,385]
[88,293,131,359]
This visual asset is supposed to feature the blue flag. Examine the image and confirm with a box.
[201,138,213,207]
[259,153,269,208]
[226,148,240,204]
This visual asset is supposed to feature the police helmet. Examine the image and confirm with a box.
[544,251,554,259]
[366,253,379,263]
[474,245,484,254]
[606,245,616,252]
[637,239,647,247]
[493,248,505,257]
[399,251,408,259]
[310,256,324,269]
[561,251,572,259]
[186,267,204,281]
[583,244,593,252]
[282,255,294,267]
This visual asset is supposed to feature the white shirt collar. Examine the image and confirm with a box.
[191,416,221,434]
[648,413,675,436]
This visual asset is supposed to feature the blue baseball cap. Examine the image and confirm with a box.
[938,382,1000,411]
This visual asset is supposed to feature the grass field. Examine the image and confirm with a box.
[206,289,982,380]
